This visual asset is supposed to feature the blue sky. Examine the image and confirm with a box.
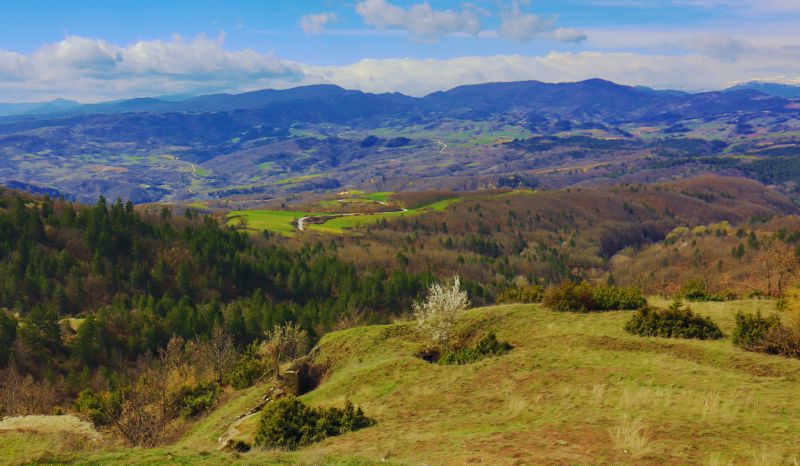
[0,0,798,101]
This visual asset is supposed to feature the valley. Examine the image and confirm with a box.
[2,81,800,465]
[1,80,799,204]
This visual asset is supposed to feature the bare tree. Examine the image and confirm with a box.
[0,367,56,415]
[757,239,799,297]
[201,325,236,385]
[106,373,170,447]
[261,322,310,380]
[413,276,470,351]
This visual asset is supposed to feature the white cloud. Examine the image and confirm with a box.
[300,12,338,35]
[499,1,587,43]
[682,34,754,62]
[299,50,800,96]
[0,34,302,102]
[355,0,482,41]
[352,0,585,43]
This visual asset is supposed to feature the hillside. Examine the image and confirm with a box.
[300,176,800,299]
[7,300,800,464]
[1,79,800,203]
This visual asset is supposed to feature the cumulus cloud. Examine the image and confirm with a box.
[300,12,338,35]
[299,49,800,96]
[499,1,587,43]
[0,33,302,101]
[355,0,482,41]
[682,34,754,62]
[351,0,585,43]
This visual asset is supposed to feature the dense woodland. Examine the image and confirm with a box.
[0,189,434,402]
[319,176,800,298]
[2,175,800,448]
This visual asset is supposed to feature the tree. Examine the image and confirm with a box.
[21,304,61,352]
[0,313,17,367]
[0,366,56,415]
[261,322,310,380]
[202,325,236,385]
[413,276,470,350]
[757,239,799,297]
[104,375,170,447]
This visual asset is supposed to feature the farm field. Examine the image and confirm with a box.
[227,196,463,236]
[226,209,320,236]
[307,198,461,233]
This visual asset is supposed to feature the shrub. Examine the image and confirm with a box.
[732,312,800,357]
[624,299,723,340]
[543,280,645,312]
[680,279,725,302]
[593,285,647,310]
[174,382,221,418]
[542,281,595,312]
[496,285,541,304]
[74,389,110,426]
[732,312,781,350]
[228,342,270,389]
[255,397,374,450]
[413,276,470,350]
[439,332,512,365]
[757,323,800,358]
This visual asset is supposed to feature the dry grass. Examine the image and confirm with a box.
[6,301,800,464]
[609,415,652,459]
[0,415,102,441]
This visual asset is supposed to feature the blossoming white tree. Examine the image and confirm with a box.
[413,276,470,350]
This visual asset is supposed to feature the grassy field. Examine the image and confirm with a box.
[306,198,460,234]
[227,197,461,236]
[12,298,800,464]
[5,299,800,464]
[226,210,319,236]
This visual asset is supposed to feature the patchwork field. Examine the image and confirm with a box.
[226,210,319,236]
[227,196,463,236]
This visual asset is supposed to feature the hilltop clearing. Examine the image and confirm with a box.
[17,299,800,464]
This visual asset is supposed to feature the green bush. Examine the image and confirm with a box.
[74,389,110,426]
[228,342,270,390]
[592,285,647,310]
[624,299,723,340]
[496,285,541,304]
[255,397,374,450]
[439,332,512,365]
[543,280,645,312]
[542,281,596,312]
[175,382,221,418]
[680,279,725,302]
[732,312,782,351]
[731,313,800,357]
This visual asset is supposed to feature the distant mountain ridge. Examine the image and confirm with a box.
[0,79,789,127]
[0,77,798,203]
[0,98,80,117]
[726,81,800,98]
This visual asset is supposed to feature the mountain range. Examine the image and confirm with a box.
[0,78,798,203]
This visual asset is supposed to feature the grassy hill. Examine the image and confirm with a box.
[8,299,800,464]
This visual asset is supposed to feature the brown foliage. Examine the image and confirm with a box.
[0,367,57,416]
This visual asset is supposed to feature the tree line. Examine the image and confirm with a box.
[0,189,433,410]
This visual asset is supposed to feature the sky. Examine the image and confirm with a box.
[0,0,799,102]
